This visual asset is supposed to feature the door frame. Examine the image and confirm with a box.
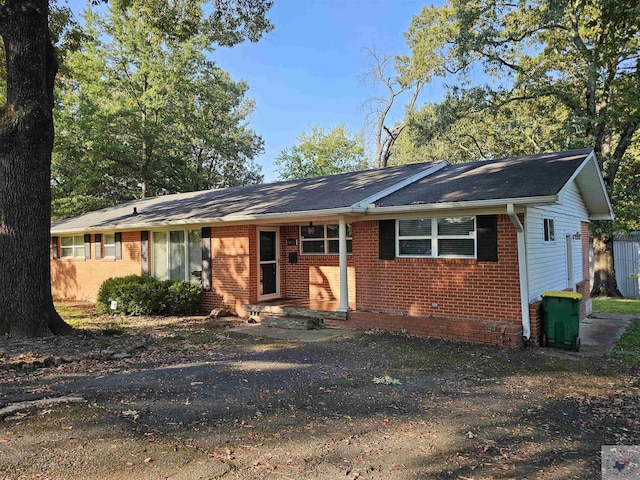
[257,226,280,301]
[565,233,574,291]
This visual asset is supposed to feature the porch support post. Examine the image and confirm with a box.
[338,215,350,312]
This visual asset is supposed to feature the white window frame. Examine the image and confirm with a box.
[60,235,84,258]
[543,217,556,243]
[396,216,476,259]
[299,223,352,255]
[103,233,116,258]
[151,229,201,282]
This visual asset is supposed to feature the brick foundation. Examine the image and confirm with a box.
[326,310,523,348]
[528,301,544,346]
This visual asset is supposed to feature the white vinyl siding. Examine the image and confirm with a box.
[526,181,589,301]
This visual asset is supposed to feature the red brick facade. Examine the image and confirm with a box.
[51,232,142,301]
[279,225,356,304]
[336,215,524,347]
[50,214,592,348]
[200,225,257,317]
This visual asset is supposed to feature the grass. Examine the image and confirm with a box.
[613,319,640,366]
[592,297,640,316]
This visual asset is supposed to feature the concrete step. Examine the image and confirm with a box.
[261,316,323,330]
[245,304,347,321]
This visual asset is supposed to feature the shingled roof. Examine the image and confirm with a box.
[51,148,612,234]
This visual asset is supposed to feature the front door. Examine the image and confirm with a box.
[258,228,280,300]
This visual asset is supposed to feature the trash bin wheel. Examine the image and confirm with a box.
[574,336,581,352]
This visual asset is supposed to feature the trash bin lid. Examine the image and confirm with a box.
[541,290,583,300]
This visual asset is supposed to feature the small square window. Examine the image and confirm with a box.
[543,218,555,242]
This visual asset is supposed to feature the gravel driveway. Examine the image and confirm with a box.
[1,313,639,479]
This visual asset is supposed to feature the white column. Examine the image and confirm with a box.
[338,215,350,312]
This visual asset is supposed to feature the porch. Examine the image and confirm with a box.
[245,297,354,322]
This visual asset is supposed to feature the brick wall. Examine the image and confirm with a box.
[200,225,256,317]
[352,216,521,320]
[51,232,141,301]
[528,301,543,346]
[337,215,523,347]
[279,225,356,303]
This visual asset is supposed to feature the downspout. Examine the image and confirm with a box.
[507,204,531,340]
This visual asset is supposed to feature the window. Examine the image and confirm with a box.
[543,218,555,242]
[151,229,201,282]
[104,233,116,257]
[397,216,475,258]
[60,235,84,258]
[300,224,352,254]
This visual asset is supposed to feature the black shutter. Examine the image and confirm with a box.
[95,234,102,260]
[477,215,498,262]
[51,236,59,259]
[115,232,122,260]
[378,219,396,260]
[141,231,149,274]
[201,227,212,291]
[84,234,91,260]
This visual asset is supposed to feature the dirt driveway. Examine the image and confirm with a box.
[1,311,639,479]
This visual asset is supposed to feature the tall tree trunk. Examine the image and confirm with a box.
[0,0,72,336]
[590,232,623,298]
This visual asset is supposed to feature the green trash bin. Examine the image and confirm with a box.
[541,291,582,351]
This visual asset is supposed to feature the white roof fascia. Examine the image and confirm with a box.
[590,213,616,220]
[366,195,559,215]
[557,149,614,220]
[350,161,449,213]
[50,207,360,235]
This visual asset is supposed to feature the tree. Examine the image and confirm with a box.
[52,4,264,218]
[401,0,640,296]
[0,0,273,336]
[274,125,368,181]
[362,48,425,168]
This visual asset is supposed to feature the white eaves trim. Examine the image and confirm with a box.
[558,149,614,220]
[350,161,449,212]
[365,195,559,215]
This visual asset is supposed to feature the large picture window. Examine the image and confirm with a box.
[151,229,202,281]
[300,224,352,255]
[397,216,476,258]
[60,235,84,258]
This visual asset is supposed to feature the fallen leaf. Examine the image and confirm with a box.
[144,457,152,463]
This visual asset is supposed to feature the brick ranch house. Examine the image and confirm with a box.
[51,148,613,347]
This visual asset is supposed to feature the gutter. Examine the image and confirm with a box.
[507,203,531,340]
[366,195,558,215]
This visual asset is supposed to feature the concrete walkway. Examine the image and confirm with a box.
[578,312,635,356]
[229,323,356,342]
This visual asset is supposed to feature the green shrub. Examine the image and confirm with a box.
[167,281,203,315]
[96,275,203,316]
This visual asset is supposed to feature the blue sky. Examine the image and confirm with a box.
[65,0,444,182]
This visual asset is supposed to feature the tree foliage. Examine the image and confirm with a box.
[0,0,272,337]
[274,125,368,181]
[398,0,640,296]
[52,3,266,218]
